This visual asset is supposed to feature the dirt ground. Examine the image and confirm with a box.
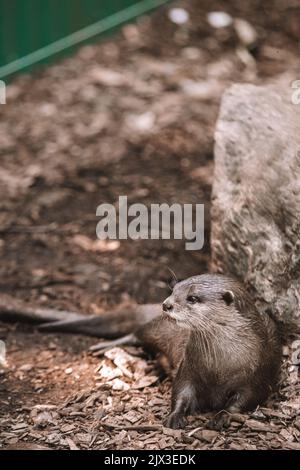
[1,0,300,450]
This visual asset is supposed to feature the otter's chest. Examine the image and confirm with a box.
[187,355,253,410]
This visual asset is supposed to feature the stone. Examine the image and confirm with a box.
[211,83,300,326]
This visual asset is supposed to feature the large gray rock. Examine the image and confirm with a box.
[211,83,300,326]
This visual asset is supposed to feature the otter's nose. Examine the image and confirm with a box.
[163,300,173,312]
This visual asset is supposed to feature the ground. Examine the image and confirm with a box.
[0,0,300,450]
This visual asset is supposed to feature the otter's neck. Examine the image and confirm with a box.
[185,320,257,366]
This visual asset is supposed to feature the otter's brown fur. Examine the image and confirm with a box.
[135,274,281,428]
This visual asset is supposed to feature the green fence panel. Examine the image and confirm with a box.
[0,0,170,80]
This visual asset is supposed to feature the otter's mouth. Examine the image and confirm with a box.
[164,312,186,327]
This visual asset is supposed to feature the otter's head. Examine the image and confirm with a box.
[162,274,244,329]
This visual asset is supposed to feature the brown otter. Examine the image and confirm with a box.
[83,274,282,429]
[149,274,281,428]
[0,274,282,429]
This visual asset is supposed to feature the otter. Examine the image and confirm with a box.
[0,274,282,429]
[88,274,282,428]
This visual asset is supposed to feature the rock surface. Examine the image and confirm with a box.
[211,83,300,326]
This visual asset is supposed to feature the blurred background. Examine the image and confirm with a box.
[1,0,300,452]
[0,0,300,314]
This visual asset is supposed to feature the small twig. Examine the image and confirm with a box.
[188,426,203,437]
[0,278,73,291]
[0,219,96,235]
[102,423,163,432]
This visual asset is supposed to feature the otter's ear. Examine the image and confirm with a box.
[222,290,234,306]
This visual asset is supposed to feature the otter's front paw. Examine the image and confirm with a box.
[164,413,187,429]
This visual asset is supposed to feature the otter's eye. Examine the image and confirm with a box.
[187,295,200,304]
[222,290,234,306]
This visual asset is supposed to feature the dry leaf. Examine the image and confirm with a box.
[73,235,120,252]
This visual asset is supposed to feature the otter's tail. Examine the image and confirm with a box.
[0,294,161,339]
